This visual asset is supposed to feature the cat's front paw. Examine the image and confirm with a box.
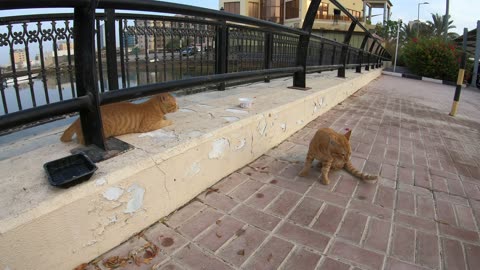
[298,168,309,177]
[321,178,330,185]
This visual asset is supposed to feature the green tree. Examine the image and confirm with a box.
[400,22,431,42]
[427,13,458,40]
[165,37,181,51]
[375,20,403,63]
[402,37,459,81]
[400,23,416,43]
[375,20,400,41]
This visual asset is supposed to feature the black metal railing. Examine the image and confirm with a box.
[0,0,390,149]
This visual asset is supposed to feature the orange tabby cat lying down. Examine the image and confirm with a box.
[60,93,179,145]
[298,128,378,185]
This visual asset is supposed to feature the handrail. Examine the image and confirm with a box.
[101,67,303,105]
[0,0,90,10]
[0,96,90,130]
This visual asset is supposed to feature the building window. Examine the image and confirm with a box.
[224,2,240,14]
[316,3,328,19]
[261,0,283,24]
[248,2,260,18]
[348,9,362,19]
[333,8,341,23]
[285,0,299,19]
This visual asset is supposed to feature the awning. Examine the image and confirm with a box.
[454,28,477,55]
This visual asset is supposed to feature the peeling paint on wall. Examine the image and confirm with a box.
[222,116,240,123]
[234,138,247,150]
[95,178,107,186]
[108,215,118,224]
[296,120,304,125]
[187,130,204,138]
[179,108,195,113]
[124,184,145,214]
[225,108,248,114]
[186,161,201,177]
[208,138,230,159]
[82,240,98,248]
[280,123,287,132]
[102,187,124,201]
[138,130,177,143]
[257,119,267,136]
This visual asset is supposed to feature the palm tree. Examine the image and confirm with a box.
[400,23,417,43]
[427,13,457,39]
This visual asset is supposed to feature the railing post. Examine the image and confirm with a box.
[74,0,106,149]
[264,32,273,82]
[383,50,389,66]
[292,0,322,89]
[370,42,378,69]
[330,45,336,65]
[378,48,385,67]
[105,9,119,90]
[318,40,324,69]
[366,41,374,71]
[356,35,369,73]
[374,45,382,68]
[215,21,228,90]
[338,21,356,78]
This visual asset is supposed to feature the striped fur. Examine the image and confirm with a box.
[299,127,378,185]
[60,93,178,145]
[344,161,378,181]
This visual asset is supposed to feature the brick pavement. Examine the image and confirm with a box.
[83,76,480,270]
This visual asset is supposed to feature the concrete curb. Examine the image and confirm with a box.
[382,71,457,86]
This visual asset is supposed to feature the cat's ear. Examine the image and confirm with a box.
[344,129,352,140]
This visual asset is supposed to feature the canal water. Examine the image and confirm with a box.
[1,65,214,115]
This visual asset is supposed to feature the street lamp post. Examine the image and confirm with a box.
[394,19,402,72]
[444,0,449,40]
[417,2,429,35]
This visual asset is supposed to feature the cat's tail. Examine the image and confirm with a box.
[60,120,79,142]
[344,161,378,183]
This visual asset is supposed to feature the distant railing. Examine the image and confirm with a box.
[0,0,390,149]
[315,14,364,22]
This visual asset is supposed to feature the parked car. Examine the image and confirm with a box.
[181,47,197,56]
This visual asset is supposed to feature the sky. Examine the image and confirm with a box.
[0,0,478,66]
[382,0,479,34]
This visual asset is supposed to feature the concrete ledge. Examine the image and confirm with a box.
[0,69,383,270]
[382,70,456,86]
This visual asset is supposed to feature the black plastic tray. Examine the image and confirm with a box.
[44,153,97,188]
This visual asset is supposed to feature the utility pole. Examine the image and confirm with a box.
[417,2,429,37]
[444,0,449,40]
[394,19,402,72]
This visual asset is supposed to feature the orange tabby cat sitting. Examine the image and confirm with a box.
[60,93,179,145]
[298,127,378,185]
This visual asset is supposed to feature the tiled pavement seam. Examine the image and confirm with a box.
[84,78,480,270]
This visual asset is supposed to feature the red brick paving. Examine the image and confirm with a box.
[85,76,480,269]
